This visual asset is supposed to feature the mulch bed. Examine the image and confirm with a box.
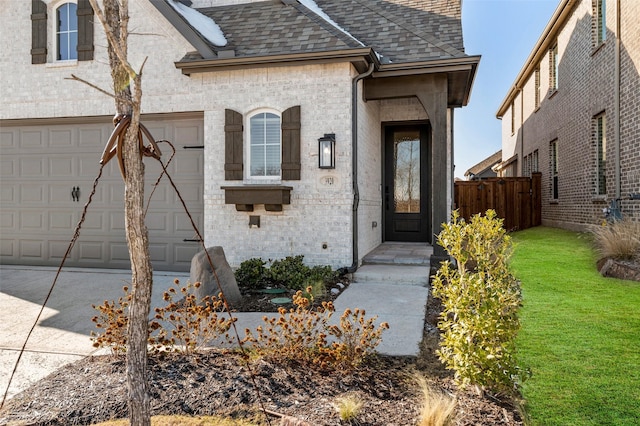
[0,285,524,426]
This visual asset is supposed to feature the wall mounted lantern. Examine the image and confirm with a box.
[318,133,335,169]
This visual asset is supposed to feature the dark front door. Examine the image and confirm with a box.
[384,124,430,242]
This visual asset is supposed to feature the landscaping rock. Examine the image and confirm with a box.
[598,258,640,282]
[190,246,243,306]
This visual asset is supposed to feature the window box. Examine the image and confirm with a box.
[221,185,292,212]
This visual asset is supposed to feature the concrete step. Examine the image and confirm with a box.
[352,264,430,287]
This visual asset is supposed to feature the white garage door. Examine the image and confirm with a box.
[0,114,204,272]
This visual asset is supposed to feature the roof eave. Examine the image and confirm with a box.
[496,0,575,118]
[373,55,480,107]
[175,48,379,75]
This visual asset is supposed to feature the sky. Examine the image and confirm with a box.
[454,0,560,178]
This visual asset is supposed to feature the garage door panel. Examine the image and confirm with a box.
[49,129,75,148]
[109,211,125,231]
[1,211,15,229]
[20,240,44,258]
[0,158,16,177]
[149,243,169,263]
[79,128,105,150]
[49,240,73,260]
[20,158,45,177]
[49,211,74,231]
[49,157,75,177]
[77,241,104,260]
[175,212,203,233]
[0,130,16,150]
[21,211,45,231]
[146,213,168,231]
[175,244,201,264]
[82,212,105,231]
[1,186,15,203]
[21,130,45,149]
[110,242,130,262]
[1,239,15,257]
[20,184,45,203]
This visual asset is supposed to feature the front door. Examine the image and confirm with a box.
[384,124,430,242]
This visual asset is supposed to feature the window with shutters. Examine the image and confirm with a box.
[31,0,94,64]
[224,106,301,182]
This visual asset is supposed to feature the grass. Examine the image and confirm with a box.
[510,227,640,425]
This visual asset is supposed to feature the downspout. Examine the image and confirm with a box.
[614,0,621,199]
[343,62,375,274]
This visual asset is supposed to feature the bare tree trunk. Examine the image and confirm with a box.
[90,1,152,424]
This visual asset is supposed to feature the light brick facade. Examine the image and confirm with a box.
[497,0,640,230]
[1,0,473,269]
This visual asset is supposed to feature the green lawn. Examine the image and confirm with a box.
[510,227,640,425]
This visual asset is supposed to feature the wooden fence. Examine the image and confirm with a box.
[454,172,541,231]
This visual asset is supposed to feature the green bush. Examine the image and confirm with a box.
[235,255,340,291]
[235,258,268,290]
[432,210,527,396]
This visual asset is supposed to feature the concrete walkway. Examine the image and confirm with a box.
[0,257,429,400]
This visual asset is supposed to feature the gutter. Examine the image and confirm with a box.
[342,62,375,274]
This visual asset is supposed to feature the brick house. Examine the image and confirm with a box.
[0,0,478,271]
[495,0,639,230]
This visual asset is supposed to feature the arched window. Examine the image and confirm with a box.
[56,2,78,61]
[248,111,281,178]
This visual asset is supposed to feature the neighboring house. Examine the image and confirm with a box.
[496,0,639,230]
[464,150,501,180]
[0,0,479,272]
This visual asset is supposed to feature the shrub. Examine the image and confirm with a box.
[432,210,527,395]
[151,280,235,354]
[235,255,341,292]
[414,373,457,426]
[235,258,268,290]
[242,287,388,371]
[267,255,310,290]
[591,217,640,261]
[91,280,234,354]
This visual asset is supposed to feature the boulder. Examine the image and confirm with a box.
[190,246,243,306]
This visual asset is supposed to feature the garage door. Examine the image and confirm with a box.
[0,114,204,272]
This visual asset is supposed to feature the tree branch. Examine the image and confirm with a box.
[65,74,134,106]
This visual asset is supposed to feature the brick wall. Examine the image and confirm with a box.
[500,0,640,229]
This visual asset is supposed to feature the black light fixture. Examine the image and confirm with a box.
[318,133,335,169]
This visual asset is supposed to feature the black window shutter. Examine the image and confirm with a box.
[31,0,47,64]
[224,109,244,180]
[77,0,94,61]
[281,106,301,180]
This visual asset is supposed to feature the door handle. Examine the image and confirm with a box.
[71,186,80,202]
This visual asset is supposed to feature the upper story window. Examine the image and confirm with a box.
[249,111,282,178]
[510,100,515,135]
[56,3,78,61]
[593,0,607,45]
[31,0,94,65]
[534,65,541,108]
[549,44,558,92]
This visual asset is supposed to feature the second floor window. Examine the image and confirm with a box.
[57,2,78,61]
[534,66,541,108]
[249,112,281,178]
[594,0,607,45]
[549,44,558,92]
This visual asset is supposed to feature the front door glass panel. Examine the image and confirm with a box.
[393,130,421,213]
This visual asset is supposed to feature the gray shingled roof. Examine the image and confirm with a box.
[181,0,466,63]
[464,150,502,177]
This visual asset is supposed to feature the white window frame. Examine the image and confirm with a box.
[51,0,78,63]
[550,140,559,200]
[246,109,282,180]
[594,0,607,45]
